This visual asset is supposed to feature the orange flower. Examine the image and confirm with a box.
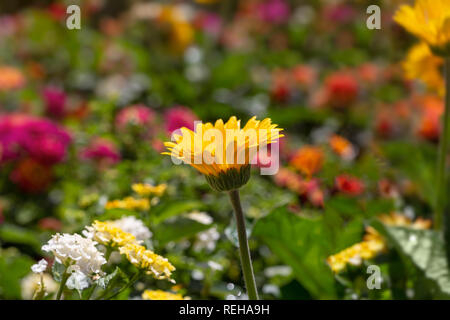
[415,95,444,141]
[0,66,25,91]
[290,146,324,178]
[292,65,317,87]
[329,134,355,160]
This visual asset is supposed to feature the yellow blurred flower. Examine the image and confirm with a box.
[171,22,194,53]
[195,0,219,4]
[403,42,445,95]
[394,0,450,55]
[290,146,324,178]
[327,237,385,273]
[119,243,175,282]
[163,116,283,191]
[105,197,150,211]
[327,212,431,273]
[157,5,195,53]
[83,220,138,247]
[378,212,432,229]
[132,183,167,197]
[142,289,185,300]
[0,66,25,91]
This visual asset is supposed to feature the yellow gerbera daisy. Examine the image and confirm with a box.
[163,116,283,192]
[403,42,445,96]
[394,0,450,55]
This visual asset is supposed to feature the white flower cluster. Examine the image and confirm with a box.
[112,216,152,241]
[42,233,106,276]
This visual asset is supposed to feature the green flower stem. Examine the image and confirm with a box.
[104,246,113,262]
[100,271,141,300]
[56,272,70,300]
[435,57,450,230]
[85,283,97,300]
[228,189,259,300]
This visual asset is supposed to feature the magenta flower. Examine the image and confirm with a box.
[80,138,121,165]
[258,0,289,24]
[43,86,67,118]
[115,104,156,132]
[0,113,71,165]
[195,12,222,37]
[164,106,198,135]
[323,4,356,24]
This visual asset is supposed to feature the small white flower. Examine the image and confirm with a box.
[21,273,58,300]
[193,227,220,252]
[186,211,213,225]
[207,261,223,271]
[66,270,90,291]
[112,216,152,241]
[42,233,106,276]
[31,259,48,274]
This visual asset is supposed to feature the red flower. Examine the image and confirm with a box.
[10,158,52,193]
[335,174,364,196]
[38,217,62,231]
[324,72,359,108]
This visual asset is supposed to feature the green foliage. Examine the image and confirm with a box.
[0,248,34,299]
[254,206,337,299]
[377,223,450,298]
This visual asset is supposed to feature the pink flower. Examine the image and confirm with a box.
[164,106,198,135]
[323,4,356,24]
[80,138,121,165]
[43,86,66,118]
[115,105,156,132]
[0,113,71,165]
[194,13,222,37]
[258,0,289,24]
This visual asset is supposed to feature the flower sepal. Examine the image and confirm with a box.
[430,44,450,58]
[204,165,251,192]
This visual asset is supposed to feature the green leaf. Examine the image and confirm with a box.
[150,200,205,225]
[0,248,34,299]
[380,141,436,206]
[95,267,128,291]
[52,262,66,283]
[0,224,42,252]
[380,224,450,297]
[152,217,211,246]
[253,207,337,299]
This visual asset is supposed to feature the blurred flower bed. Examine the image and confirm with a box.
[0,0,448,300]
